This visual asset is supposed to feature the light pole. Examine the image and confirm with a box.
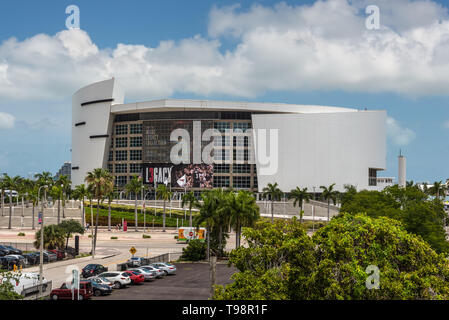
[141,185,145,232]
[38,185,48,298]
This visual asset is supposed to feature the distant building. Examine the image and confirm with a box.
[55,161,71,180]
[376,177,394,189]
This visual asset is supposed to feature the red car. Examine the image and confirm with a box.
[122,271,144,284]
[49,249,65,260]
[50,281,93,300]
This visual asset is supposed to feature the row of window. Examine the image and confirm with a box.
[213,122,252,133]
[109,163,142,174]
[213,176,256,189]
[109,150,142,161]
[115,124,143,135]
[111,137,143,148]
[213,164,255,173]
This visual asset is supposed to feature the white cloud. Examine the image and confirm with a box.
[386,116,416,146]
[1,0,449,101]
[0,112,15,130]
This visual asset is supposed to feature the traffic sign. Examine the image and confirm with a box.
[129,247,137,255]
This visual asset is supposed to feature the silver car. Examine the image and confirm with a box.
[140,265,165,278]
[150,262,177,275]
[129,268,156,281]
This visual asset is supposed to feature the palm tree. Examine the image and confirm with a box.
[320,183,339,221]
[34,172,54,186]
[181,191,198,228]
[221,190,259,249]
[72,184,88,228]
[125,176,143,232]
[0,175,5,217]
[288,187,311,223]
[85,168,114,257]
[430,181,446,201]
[56,175,71,219]
[194,190,220,260]
[3,174,22,229]
[28,183,39,230]
[34,225,65,250]
[262,182,283,222]
[157,184,172,232]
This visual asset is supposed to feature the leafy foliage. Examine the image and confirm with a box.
[214,214,449,300]
[180,239,207,261]
[33,224,65,250]
[0,271,23,300]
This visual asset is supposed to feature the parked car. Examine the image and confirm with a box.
[89,278,113,296]
[2,246,22,255]
[129,268,156,281]
[22,253,39,265]
[122,270,145,284]
[126,257,145,267]
[141,265,165,278]
[5,255,28,267]
[1,255,23,270]
[150,262,177,275]
[42,251,57,263]
[0,245,13,255]
[89,277,114,290]
[49,249,65,260]
[82,264,108,278]
[50,281,93,300]
[97,272,131,289]
[0,249,8,257]
[3,272,50,296]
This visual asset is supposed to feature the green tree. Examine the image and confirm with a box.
[262,183,282,222]
[85,168,114,257]
[214,214,449,300]
[56,175,71,220]
[125,176,143,232]
[194,190,220,260]
[430,181,447,201]
[3,174,22,229]
[72,184,88,228]
[34,224,65,250]
[320,183,338,221]
[105,188,119,231]
[181,191,198,228]
[288,187,311,223]
[0,176,5,217]
[0,271,23,300]
[180,239,207,261]
[58,219,84,249]
[156,184,172,232]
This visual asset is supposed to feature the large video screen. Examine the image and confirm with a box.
[143,163,213,188]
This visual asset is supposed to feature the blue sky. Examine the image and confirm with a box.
[0,0,448,183]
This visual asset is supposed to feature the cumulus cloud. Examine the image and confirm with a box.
[386,116,416,146]
[0,112,15,130]
[1,0,449,101]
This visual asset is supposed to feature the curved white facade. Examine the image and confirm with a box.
[72,79,386,192]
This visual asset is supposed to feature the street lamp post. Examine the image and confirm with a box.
[38,185,48,298]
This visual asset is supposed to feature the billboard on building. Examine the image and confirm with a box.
[142,163,213,188]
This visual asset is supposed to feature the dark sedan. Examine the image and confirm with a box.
[82,264,108,278]
[2,246,22,255]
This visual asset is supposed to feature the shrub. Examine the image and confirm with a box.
[111,236,118,240]
[142,234,151,239]
[180,239,207,261]
[17,232,25,237]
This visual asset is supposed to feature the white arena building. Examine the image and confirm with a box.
[71,79,386,194]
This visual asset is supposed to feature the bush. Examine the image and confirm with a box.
[111,237,118,240]
[180,239,207,261]
[17,233,25,237]
[142,234,151,239]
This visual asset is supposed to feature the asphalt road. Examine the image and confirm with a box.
[93,263,237,300]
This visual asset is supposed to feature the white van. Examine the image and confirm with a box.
[1,272,50,296]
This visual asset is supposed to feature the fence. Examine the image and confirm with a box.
[0,242,36,252]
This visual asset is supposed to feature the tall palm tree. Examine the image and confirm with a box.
[72,184,88,228]
[0,175,5,217]
[221,190,259,249]
[28,182,38,230]
[181,191,198,228]
[34,172,54,187]
[262,182,282,222]
[3,174,22,229]
[85,168,114,257]
[194,190,220,260]
[288,187,311,223]
[56,175,71,219]
[157,184,172,232]
[320,183,339,221]
[125,176,143,232]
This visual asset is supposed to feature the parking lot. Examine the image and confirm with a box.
[93,263,237,300]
